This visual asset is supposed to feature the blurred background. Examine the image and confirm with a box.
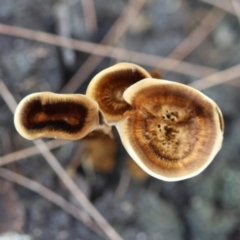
[0,0,240,239]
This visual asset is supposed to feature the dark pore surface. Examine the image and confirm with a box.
[22,98,88,134]
[95,68,148,117]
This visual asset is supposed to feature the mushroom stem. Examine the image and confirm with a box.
[149,68,162,79]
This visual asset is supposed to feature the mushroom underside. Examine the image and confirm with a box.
[14,93,99,140]
[86,63,151,124]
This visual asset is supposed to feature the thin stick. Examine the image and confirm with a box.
[0,23,217,78]
[0,82,18,114]
[189,63,240,90]
[114,172,131,200]
[34,140,123,240]
[81,0,98,33]
[0,168,102,236]
[121,50,216,77]
[0,79,123,240]
[158,8,225,72]
[0,139,70,166]
[55,3,76,68]
[225,78,240,88]
[66,144,85,177]
[231,0,240,24]
[61,0,148,93]
[201,0,235,14]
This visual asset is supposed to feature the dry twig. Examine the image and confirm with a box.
[81,0,98,33]
[55,3,76,68]
[201,0,235,14]
[231,0,240,24]
[0,79,123,240]
[61,0,149,93]
[159,8,225,73]
[0,23,217,78]
[0,168,102,235]
[189,63,240,90]
[0,140,70,167]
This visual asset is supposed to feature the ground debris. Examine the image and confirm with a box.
[0,180,25,233]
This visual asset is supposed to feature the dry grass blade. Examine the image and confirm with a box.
[0,168,102,236]
[189,63,240,90]
[61,0,148,93]
[0,139,70,167]
[81,0,98,33]
[159,8,225,73]
[0,79,123,240]
[0,23,217,78]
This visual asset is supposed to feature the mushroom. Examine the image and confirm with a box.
[127,157,149,182]
[148,68,162,79]
[86,62,151,125]
[116,78,224,181]
[14,92,106,140]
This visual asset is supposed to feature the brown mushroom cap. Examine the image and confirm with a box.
[86,62,151,125]
[14,92,100,140]
[116,78,224,181]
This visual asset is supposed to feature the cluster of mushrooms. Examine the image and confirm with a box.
[14,62,224,182]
